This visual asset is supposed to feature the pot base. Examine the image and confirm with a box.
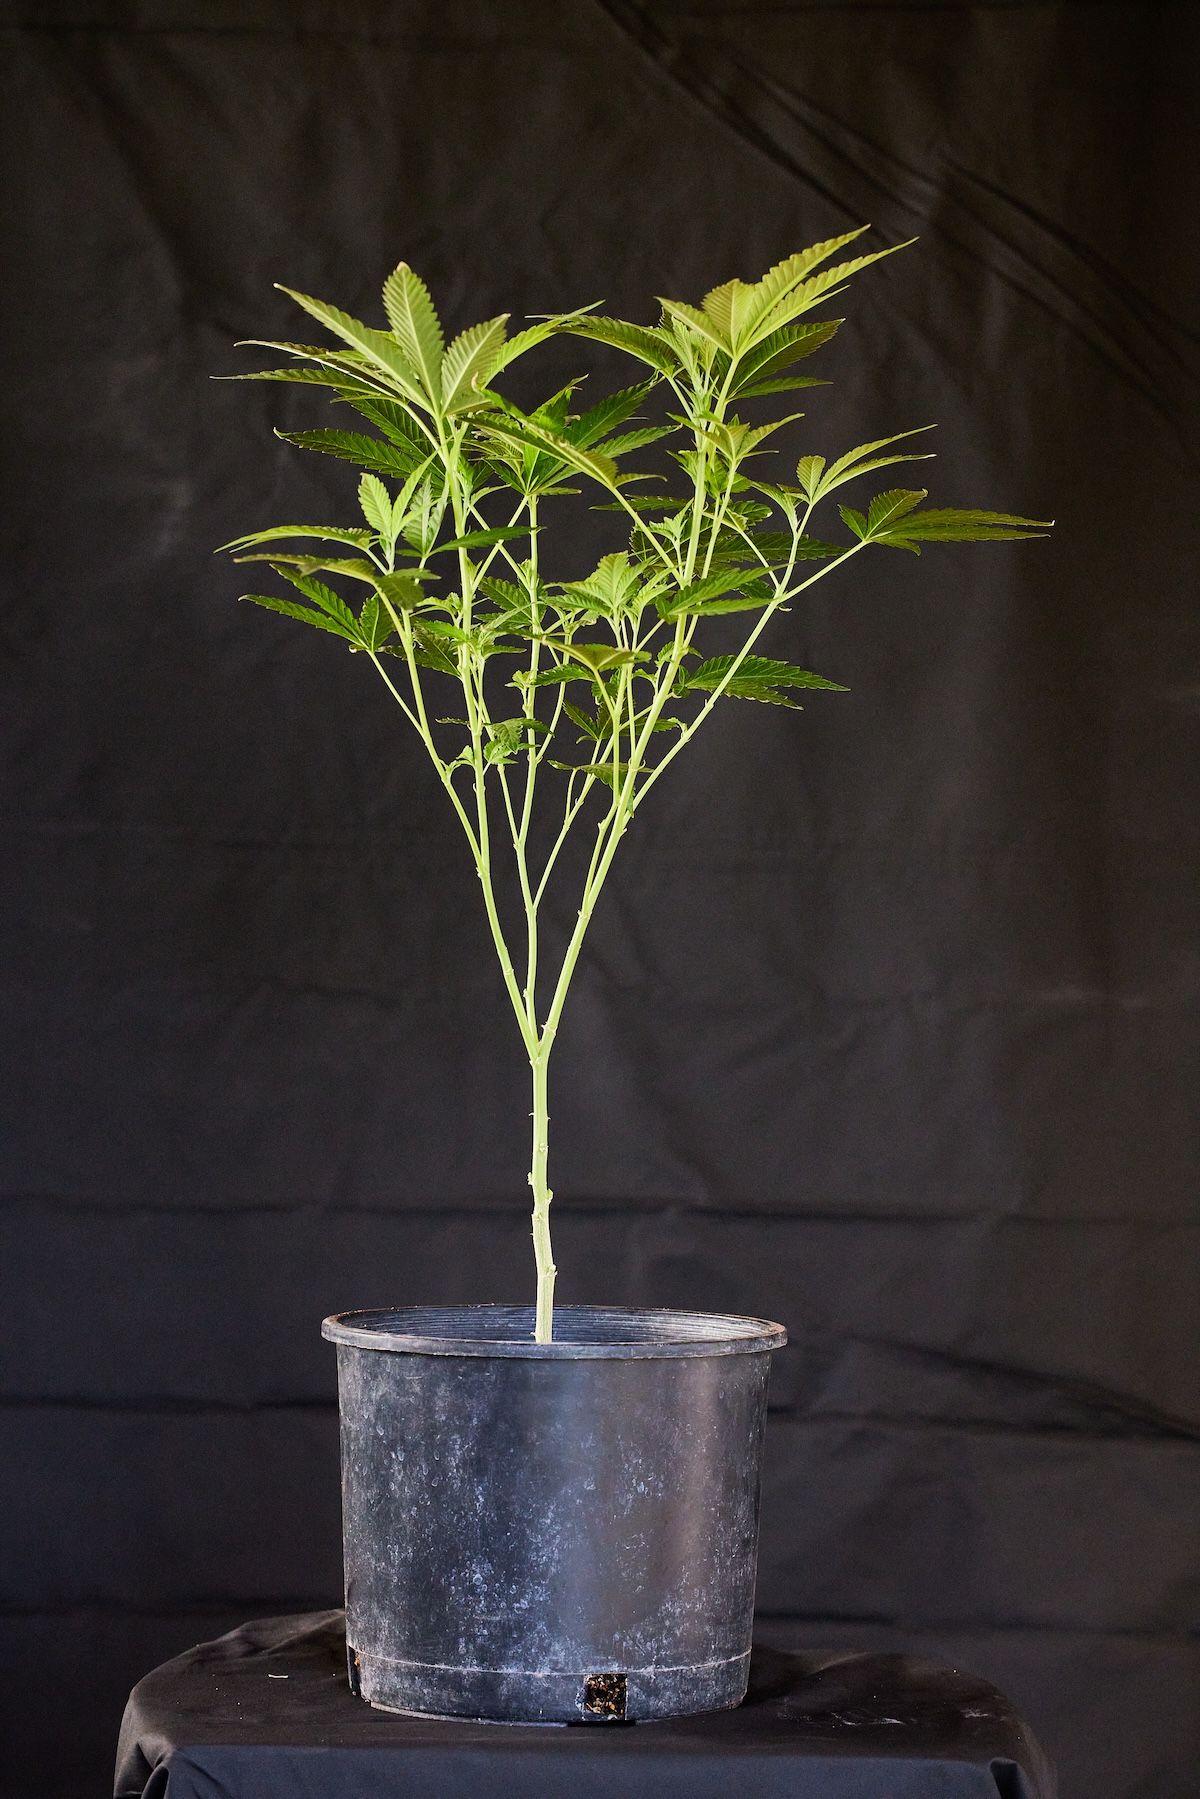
[350,1643,751,1723]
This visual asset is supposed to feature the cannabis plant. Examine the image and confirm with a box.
[222,230,1048,1340]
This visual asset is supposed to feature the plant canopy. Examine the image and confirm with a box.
[221,230,1050,1340]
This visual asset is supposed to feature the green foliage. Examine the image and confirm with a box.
[221,236,1051,1339]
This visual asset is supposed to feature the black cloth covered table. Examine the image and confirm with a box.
[115,1611,1055,1798]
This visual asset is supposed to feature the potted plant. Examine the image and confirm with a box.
[222,231,1049,1723]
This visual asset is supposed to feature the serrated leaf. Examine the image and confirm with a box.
[738,238,913,352]
[427,526,533,557]
[381,263,444,404]
[478,577,527,612]
[594,425,675,457]
[674,587,775,616]
[374,571,426,612]
[549,758,628,788]
[240,594,361,643]
[441,314,510,414]
[559,551,656,620]
[744,532,842,561]
[563,700,607,741]
[566,380,657,448]
[657,296,730,351]
[485,714,548,763]
[728,320,842,396]
[478,416,619,487]
[478,305,603,379]
[524,663,597,688]
[218,524,375,553]
[867,488,927,532]
[275,428,425,480]
[409,626,459,674]
[540,640,640,674]
[839,505,868,540]
[656,570,764,617]
[275,289,428,404]
[593,495,691,513]
[559,316,681,376]
[357,591,393,651]
[806,427,938,501]
[233,554,379,583]
[334,394,431,452]
[874,507,1054,544]
[225,366,385,396]
[795,455,826,500]
[735,376,829,398]
[358,474,393,538]
[680,653,847,706]
[278,570,359,632]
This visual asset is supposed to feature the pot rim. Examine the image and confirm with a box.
[321,1303,787,1358]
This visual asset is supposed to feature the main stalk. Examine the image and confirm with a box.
[529,1051,556,1339]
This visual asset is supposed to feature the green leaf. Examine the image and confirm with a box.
[233,553,379,583]
[357,591,395,651]
[549,758,628,789]
[872,507,1054,548]
[409,625,459,674]
[743,532,842,561]
[594,425,675,457]
[426,526,533,557]
[559,551,660,620]
[795,455,826,500]
[563,700,606,741]
[727,320,841,396]
[374,571,426,612]
[481,305,604,378]
[441,313,510,414]
[680,654,847,706]
[839,505,868,540]
[593,495,691,513]
[658,296,730,351]
[867,488,927,532]
[539,640,642,675]
[275,428,425,481]
[806,427,937,500]
[566,380,657,447]
[485,714,549,763]
[675,587,775,616]
[559,316,681,376]
[239,594,361,644]
[478,415,619,487]
[735,376,829,398]
[381,263,444,404]
[224,366,386,397]
[479,577,527,609]
[274,289,428,405]
[278,570,359,632]
[333,394,431,453]
[737,237,913,353]
[524,663,596,689]
[656,570,767,618]
[218,524,375,553]
[358,474,393,538]
[703,235,868,351]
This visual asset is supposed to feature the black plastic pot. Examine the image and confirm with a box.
[321,1304,787,1723]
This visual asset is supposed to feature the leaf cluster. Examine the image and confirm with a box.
[219,235,1050,956]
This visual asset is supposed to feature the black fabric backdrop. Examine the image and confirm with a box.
[1,4,1197,1797]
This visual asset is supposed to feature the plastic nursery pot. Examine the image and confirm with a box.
[320,1304,787,1724]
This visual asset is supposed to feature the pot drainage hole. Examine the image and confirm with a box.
[582,1673,627,1719]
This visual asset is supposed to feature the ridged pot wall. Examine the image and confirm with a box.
[322,1305,787,1723]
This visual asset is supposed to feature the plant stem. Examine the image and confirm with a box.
[530,1049,556,1339]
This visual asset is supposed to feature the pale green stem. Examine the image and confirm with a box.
[530,1049,555,1339]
